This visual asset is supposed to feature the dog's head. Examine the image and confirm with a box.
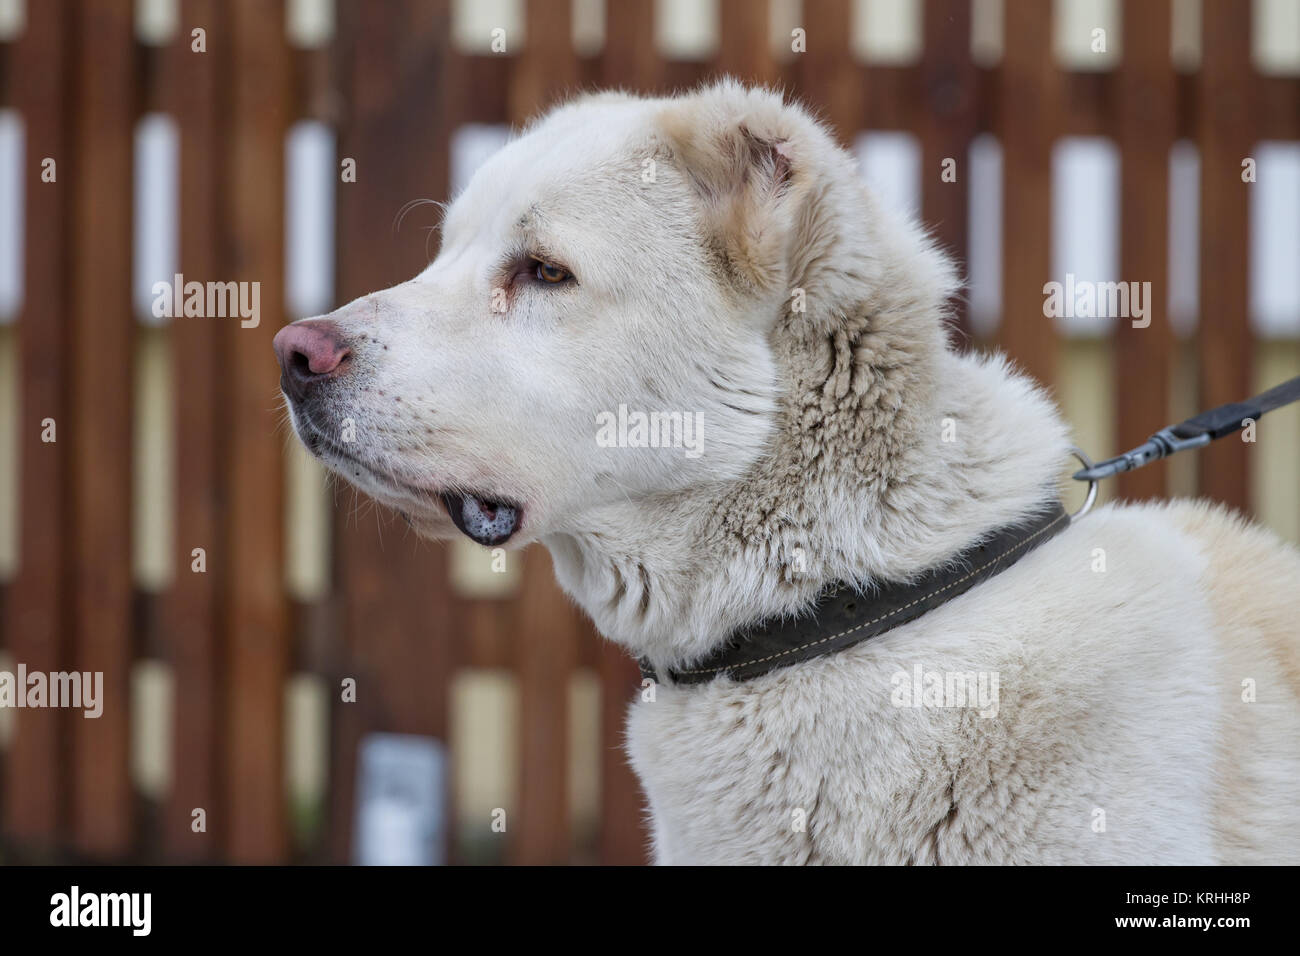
[276,82,943,550]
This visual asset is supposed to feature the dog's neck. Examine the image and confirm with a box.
[545,354,1068,672]
[545,206,1070,673]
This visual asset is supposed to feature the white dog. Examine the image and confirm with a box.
[275,81,1300,864]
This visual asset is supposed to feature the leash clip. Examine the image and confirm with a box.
[1066,373,1300,517]
[1071,427,1211,483]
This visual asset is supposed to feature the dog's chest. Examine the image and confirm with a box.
[620,518,1224,864]
[623,652,1013,865]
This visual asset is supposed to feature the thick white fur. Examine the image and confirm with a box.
[286,82,1300,864]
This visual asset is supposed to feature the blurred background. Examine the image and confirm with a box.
[0,0,1297,865]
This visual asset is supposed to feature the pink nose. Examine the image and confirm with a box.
[273,320,352,400]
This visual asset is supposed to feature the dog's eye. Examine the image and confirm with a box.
[532,259,572,284]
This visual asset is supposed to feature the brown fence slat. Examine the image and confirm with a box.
[453,585,514,669]
[68,0,135,858]
[718,0,775,85]
[1196,0,1253,511]
[329,0,456,864]
[998,0,1060,388]
[3,0,73,853]
[863,65,914,132]
[980,67,1112,142]
[597,636,648,864]
[163,0,226,861]
[919,0,977,339]
[797,0,859,147]
[1257,74,1300,141]
[511,547,579,864]
[509,0,577,120]
[222,0,291,863]
[451,54,512,126]
[603,0,661,91]
[1116,0,1176,501]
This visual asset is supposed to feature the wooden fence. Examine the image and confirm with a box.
[0,0,1297,864]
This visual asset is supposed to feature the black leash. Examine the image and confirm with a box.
[1073,374,1300,484]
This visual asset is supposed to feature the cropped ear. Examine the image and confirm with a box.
[656,92,802,299]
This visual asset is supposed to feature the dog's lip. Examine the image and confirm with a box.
[292,410,440,501]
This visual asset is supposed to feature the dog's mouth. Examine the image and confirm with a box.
[287,404,526,546]
[440,493,523,547]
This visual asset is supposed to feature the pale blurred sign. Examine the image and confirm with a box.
[353,733,447,866]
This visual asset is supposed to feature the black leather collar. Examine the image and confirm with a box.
[639,501,1070,686]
